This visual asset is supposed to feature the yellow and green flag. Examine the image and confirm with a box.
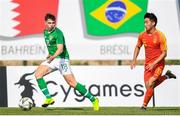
[83,0,148,36]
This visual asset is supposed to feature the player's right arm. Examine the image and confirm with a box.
[46,54,50,59]
[131,46,141,69]
[131,34,143,69]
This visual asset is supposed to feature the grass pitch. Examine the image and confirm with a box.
[0,107,180,115]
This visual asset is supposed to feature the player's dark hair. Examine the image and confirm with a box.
[144,12,157,27]
[45,13,56,21]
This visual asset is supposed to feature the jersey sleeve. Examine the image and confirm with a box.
[159,32,167,51]
[56,29,64,44]
[136,33,143,48]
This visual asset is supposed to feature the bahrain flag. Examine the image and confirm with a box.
[0,0,59,37]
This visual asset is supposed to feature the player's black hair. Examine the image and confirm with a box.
[144,12,157,27]
[45,13,56,21]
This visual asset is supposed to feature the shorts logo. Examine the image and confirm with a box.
[61,64,68,72]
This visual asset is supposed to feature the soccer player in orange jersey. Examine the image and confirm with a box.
[131,13,176,110]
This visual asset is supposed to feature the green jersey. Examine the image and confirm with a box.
[44,27,69,59]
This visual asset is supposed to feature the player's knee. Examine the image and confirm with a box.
[34,71,43,79]
[147,82,154,89]
[146,84,151,89]
[64,74,77,88]
[65,78,76,88]
[67,80,76,88]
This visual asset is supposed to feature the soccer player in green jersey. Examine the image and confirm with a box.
[34,13,99,111]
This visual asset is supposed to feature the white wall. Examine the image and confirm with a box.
[6,65,180,107]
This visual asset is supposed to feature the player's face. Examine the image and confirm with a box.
[45,19,56,31]
[144,18,155,32]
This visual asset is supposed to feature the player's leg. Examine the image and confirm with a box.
[142,66,177,109]
[141,70,155,110]
[153,66,165,88]
[142,76,156,110]
[154,76,166,88]
[60,59,99,111]
[154,67,176,88]
[64,75,92,100]
[142,65,164,109]
[63,74,99,111]
[35,61,55,107]
[164,70,176,79]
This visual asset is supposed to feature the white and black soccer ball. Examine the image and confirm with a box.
[19,97,33,111]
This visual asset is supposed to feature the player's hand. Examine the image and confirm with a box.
[130,60,136,70]
[47,56,55,63]
[46,55,50,59]
[145,63,155,70]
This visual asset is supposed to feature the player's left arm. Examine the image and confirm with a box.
[146,32,167,70]
[152,50,167,65]
[48,44,63,63]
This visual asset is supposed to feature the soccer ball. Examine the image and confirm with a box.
[19,97,33,111]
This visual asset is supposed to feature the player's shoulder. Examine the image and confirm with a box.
[55,27,64,38]
[54,27,64,35]
[139,30,146,38]
[155,29,167,43]
[156,29,165,35]
[43,29,48,33]
[156,29,166,39]
[55,27,63,33]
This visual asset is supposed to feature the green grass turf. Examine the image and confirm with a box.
[0,107,180,115]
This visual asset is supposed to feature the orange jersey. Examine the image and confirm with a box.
[137,29,167,64]
[144,64,165,82]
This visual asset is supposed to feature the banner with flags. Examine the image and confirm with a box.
[83,0,148,36]
[0,0,179,60]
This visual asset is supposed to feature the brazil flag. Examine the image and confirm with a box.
[83,0,148,36]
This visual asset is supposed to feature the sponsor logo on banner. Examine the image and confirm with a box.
[7,66,147,107]
[0,0,58,37]
[15,71,36,106]
[83,0,148,36]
